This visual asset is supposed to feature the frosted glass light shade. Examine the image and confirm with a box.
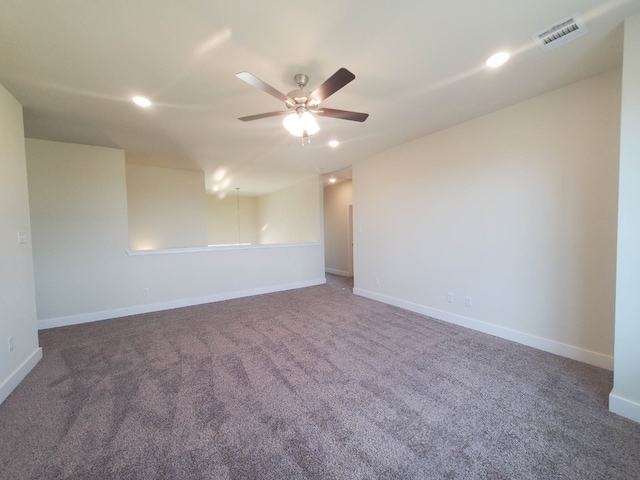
[300,112,319,135]
[283,113,304,136]
[283,112,320,136]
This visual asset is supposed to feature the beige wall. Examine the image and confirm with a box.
[324,181,353,276]
[258,176,322,244]
[126,164,207,250]
[207,194,259,245]
[0,84,41,404]
[26,139,132,318]
[353,69,621,368]
[26,139,325,327]
[611,13,640,422]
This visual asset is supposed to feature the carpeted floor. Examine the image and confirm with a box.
[1,274,639,479]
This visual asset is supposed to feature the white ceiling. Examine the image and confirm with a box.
[1,0,638,195]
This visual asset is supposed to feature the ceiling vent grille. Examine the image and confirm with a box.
[533,15,588,52]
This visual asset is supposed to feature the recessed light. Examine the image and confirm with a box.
[328,140,340,148]
[486,51,510,68]
[132,96,152,107]
[329,177,337,184]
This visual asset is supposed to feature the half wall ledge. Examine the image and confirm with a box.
[126,242,323,256]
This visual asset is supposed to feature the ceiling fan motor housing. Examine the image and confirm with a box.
[293,73,309,88]
[287,74,315,110]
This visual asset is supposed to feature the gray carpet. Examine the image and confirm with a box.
[1,274,639,479]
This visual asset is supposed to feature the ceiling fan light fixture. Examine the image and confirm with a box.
[301,111,319,135]
[283,113,304,136]
[283,111,320,137]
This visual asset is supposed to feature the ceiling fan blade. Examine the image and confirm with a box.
[238,111,288,122]
[309,68,356,103]
[236,72,289,102]
[317,108,369,122]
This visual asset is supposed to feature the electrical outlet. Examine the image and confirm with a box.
[375,278,380,287]
[8,337,14,353]
[447,292,454,303]
[143,288,149,296]
[465,296,473,307]
[17,231,27,244]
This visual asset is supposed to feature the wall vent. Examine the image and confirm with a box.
[532,15,588,52]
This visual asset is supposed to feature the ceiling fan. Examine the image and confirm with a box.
[236,68,369,142]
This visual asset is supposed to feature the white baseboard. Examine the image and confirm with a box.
[353,288,613,371]
[609,392,640,423]
[325,268,352,277]
[0,347,43,405]
[38,278,326,330]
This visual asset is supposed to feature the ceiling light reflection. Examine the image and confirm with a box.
[213,168,226,182]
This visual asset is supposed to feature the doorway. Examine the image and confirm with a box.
[322,170,353,278]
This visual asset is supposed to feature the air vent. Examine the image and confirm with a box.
[533,15,588,52]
